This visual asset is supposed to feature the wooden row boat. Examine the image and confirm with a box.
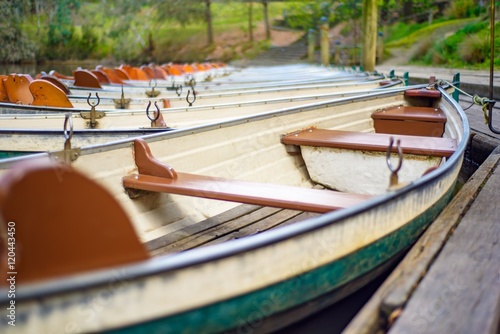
[0,78,469,333]
[1,67,397,111]
[0,67,407,154]
[0,84,412,153]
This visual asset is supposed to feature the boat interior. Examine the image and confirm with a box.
[0,83,460,286]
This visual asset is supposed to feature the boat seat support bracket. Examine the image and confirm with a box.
[81,93,105,128]
[50,113,81,164]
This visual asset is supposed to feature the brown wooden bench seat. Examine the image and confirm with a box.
[122,139,373,214]
[372,106,447,137]
[281,128,457,158]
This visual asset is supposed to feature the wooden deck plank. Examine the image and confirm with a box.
[200,209,304,248]
[153,206,283,254]
[343,143,500,334]
[389,159,500,334]
[147,204,262,255]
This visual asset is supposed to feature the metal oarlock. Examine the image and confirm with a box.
[146,78,160,98]
[61,113,80,164]
[146,101,160,127]
[386,137,403,189]
[81,93,105,128]
[113,85,131,109]
[186,89,196,107]
[176,84,183,97]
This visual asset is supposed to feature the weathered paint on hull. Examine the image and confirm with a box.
[0,87,467,334]
[106,185,454,334]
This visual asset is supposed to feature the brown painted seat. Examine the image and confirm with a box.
[114,67,131,81]
[0,160,148,285]
[73,69,102,88]
[100,67,125,84]
[122,139,372,214]
[0,75,9,102]
[404,88,442,99]
[3,74,34,104]
[30,79,74,108]
[91,70,111,84]
[372,106,447,137]
[49,70,74,80]
[281,128,457,158]
[121,65,150,81]
[39,74,71,95]
[140,66,155,80]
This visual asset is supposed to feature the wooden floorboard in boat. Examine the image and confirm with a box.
[147,204,322,256]
[147,204,262,255]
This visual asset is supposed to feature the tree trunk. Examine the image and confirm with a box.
[263,1,270,40]
[362,0,378,71]
[249,2,253,42]
[403,0,413,22]
[205,0,214,45]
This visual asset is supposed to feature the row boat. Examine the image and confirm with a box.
[0,67,407,154]
[1,67,397,111]
[0,84,411,153]
[0,77,468,333]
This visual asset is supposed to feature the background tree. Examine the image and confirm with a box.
[0,0,36,62]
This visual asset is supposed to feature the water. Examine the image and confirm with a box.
[276,259,397,334]
[0,62,103,77]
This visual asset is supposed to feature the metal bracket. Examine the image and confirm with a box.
[146,78,161,98]
[113,85,131,109]
[186,89,196,107]
[81,93,105,128]
[387,137,404,190]
[50,113,81,164]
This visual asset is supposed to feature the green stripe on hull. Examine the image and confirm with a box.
[0,151,38,160]
[109,187,454,334]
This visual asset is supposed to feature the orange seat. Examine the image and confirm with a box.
[122,139,372,213]
[73,69,102,88]
[0,75,9,102]
[0,160,148,284]
[3,74,34,104]
[30,79,74,108]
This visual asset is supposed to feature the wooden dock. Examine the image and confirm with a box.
[344,68,500,334]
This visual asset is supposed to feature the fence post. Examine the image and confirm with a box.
[320,16,330,66]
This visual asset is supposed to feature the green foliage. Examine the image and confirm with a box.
[443,0,484,19]
[408,20,499,69]
[284,1,337,31]
[0,0,36,62]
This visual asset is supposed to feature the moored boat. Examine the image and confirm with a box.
[0,72,408,153]
[0,77,468,333]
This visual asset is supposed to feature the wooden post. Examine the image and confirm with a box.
[205,0,214,45]
[320,17,330,66]
[308,28,315,63]
[263,0,271,40]
[249,2,254,42]
[362,0,378,71]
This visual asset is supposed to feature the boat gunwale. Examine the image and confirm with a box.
[0,80,409,116]
[0,86,469,302]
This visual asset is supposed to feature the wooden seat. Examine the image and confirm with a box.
[0,160,148,284]
[122,139,372,214]
[73,69,102,88]
[281,128,457,158]
[96,67,124,84]
[3,74,34,104]
[404,88,442,99]
[91,70,111,84]
[30,79,74,108]
[114,67,132,81]
[39,74,71,94]
[372,106,447,137]
[0,75,8,102]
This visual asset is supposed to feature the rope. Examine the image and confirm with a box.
[440,80,496,124]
